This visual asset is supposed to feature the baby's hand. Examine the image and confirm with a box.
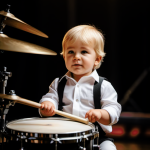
[85,109,102,123]
[40,101,55,117]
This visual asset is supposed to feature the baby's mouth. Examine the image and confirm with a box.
[73,64,82,66]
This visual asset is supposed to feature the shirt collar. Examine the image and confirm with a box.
[59,70,99,83]
[58,71,73,83]
[88,69,99,82]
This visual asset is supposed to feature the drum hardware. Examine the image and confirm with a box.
[51,134,62,143]
[0,66,17,149]
[0,66,14,133]
[0,83,17,133]
[0,94,16,132]
[93,126,100,149]
[18,133,27,150]
[0,4,10,34]
[49,132,97,144]
[0,67,12,94]
[54,134,59,150]
[17,133,27,140]
[80,133,88,150]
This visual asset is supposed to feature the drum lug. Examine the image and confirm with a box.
[80,132,88,142]
[50,140,54,144]
[51,134,62,144]
[82,132,88,140]
[17,133,26,139]
[79,133,88,150]
[51,138,62,144]
[28,137,37,140]
[79,146,86,150]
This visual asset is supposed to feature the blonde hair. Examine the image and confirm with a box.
[61,25,106,69]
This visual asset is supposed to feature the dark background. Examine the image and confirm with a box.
[0,0,150,122]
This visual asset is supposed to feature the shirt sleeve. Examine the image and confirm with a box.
[39,78,60,110]
[100,80,122,126]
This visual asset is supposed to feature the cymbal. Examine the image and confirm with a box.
[0,34,57,55]
[0,10,48,38]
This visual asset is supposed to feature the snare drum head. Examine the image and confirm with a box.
[6,117,94,134]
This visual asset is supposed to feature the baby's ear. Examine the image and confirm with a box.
[95,56,101,65]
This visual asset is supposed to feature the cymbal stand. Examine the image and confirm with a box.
[0,4,11,34]
[0,66,12,131]
[0,66,14,150]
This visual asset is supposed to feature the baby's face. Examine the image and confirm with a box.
[63,40,100,81]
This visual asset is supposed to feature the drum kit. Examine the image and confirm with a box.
[0,4,99,150]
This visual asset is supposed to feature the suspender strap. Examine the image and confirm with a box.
[93,77,106,137]
[93,77,114,142]
[93,77,104,109]
[57,77,67,110]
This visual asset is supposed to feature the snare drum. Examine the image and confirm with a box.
[6,117,99,150]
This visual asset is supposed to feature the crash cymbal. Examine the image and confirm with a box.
[0,10,48,38]
[0,34,57,55]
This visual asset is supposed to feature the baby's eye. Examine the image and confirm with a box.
[81,50,88,54]
[68,50,74,54]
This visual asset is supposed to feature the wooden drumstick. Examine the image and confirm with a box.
[54,109,89,125]
[12,97,89,125]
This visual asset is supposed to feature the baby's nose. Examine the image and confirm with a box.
[74,53,81,60]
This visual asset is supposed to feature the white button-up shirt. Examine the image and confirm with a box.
[39,70,121,133]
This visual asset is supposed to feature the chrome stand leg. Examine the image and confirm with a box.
[84,139,86,150]
[89,140,93,150]
[55,134,57,150]
[20,139,24,150]
[80,138,86,150]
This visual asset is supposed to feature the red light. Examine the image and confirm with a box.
[130,127,140,137]
[110,125,125,136]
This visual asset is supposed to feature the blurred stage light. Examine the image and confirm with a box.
[129,127,140,137]
[109,125,125,136]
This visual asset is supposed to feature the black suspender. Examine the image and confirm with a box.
[93,77,104,109]
[57,76,104,110]
[57,77,67,111]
